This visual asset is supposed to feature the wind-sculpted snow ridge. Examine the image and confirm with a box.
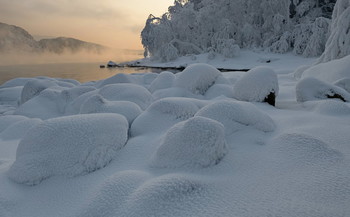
[130,97,207,137]
[8,114,129,185]
[79,94,142,124]
[195,101,275,136]
[174,63,221,95]
[296,77,350,102]
[151,116,227,169]
[233,67,279,106]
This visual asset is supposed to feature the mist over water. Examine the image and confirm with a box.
[0,49,147,85]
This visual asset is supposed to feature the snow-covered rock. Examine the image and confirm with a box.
[174,63,221,95]
[296,77,350,102]
[0,118,42,140]
[79,94,142,124]
[0,115,28,133]
[20,79,57,104]
[14,88,64,119]
[98,73,136,87]
[334,78,350,93]
[148,71,175,93]
[204,84,234,99]
[130,97,206,137]
[195,100,275,136]
[314,100,350,116]
[8,113,129,185]
[233,67,279,106]
[152,87,202,101]
[270,132,343,166]
[302,55,350,83]
[0,86,22,105]
[151,116,227,168]
[98,84,153,110]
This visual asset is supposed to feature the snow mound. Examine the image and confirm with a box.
[61,86,96,103]
[296,77,350,102]
[204,84,234,99]
[14,88,64,119]
[334,78,350,93]
[0,115,28,133]
[8,113,129,185]
[174,63,221,95]
[124,174,205,217]
[0,86,22,105]
[195,101,275,135]
[233,67,279,106]
[271,133,343,166]
[78,170,151,217]
[98,73,137,87]
[152,87,202,101]
[130,97,206,137]
[302,55,350,82]
[98,84,153,110]
[79,94,142,124]
[148,71,175,93]
[20,79,57,104]
[64,90,98,115]
[151,116,227,168]
[314,100,350,115]
[0,118,42,140]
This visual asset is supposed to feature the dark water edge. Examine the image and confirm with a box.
[0,62,169,85]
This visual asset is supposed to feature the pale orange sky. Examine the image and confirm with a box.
[0,0,174,50]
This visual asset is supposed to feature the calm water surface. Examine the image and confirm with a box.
[0,62,165,85]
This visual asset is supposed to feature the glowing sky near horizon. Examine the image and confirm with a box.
[0,0,174,50]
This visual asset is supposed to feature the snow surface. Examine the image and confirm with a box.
[1,54,350,217]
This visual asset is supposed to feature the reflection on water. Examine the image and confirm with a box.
[0,62,167,85]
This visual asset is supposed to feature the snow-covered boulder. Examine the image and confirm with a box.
[0,115,28,133]
[64,90,98,115]
[130,97,206,137]
[174,63,221,95]
[334,78,350,93]
[20,79,57,104]
[0,86,22,105]
[0,118,42,140]
[314,100,350,116]
[77,170,151,217]
[302,55,350,83]
[14,88,64,119]
[204,84,234,99]
[195,101,275,136]
[98,84,153,110]
[98,73,136,87]
[270,133,343,166]
[151,116,227,168]
[123,174,205,216]
[148,71,175,93]
[318,0,350,62]
[296,77,350,102]
[79,94,142,124]
[233,67,279,106]
[8,113,129,185]
[152,87,202,101]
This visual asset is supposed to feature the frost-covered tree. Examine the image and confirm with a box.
[141,0,337,60]
[318,0,350,62]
